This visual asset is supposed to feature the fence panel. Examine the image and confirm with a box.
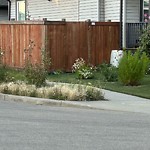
[90,22,119,65]
[46,23,66,70]
[0,22,43,68]
[126,23,148,48]
[46,22,120,71]
[0,21,120,71]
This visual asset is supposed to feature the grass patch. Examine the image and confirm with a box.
[1,68,150,99]
[47,72,150,99]
[0,67,25,82]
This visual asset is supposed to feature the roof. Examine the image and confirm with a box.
[0,0,8,6]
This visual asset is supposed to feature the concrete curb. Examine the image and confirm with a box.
[1,92,150,114]
[0,93,95,109]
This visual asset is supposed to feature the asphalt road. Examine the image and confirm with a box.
[0,100,150,150]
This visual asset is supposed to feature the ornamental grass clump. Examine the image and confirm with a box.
[0,82,104,101]
[0,81,36,96]
[118,50,149,86]
[72,58,96,79]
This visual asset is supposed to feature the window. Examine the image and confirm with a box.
[16,0,26,20]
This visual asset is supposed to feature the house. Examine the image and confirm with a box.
[10,0,143,22]
[9,0,144,48]
[0,0,8,20]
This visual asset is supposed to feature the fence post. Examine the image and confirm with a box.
[63,21,67,71]
[87,19,91,64]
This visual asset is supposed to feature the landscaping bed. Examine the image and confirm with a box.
[47,72,150,99]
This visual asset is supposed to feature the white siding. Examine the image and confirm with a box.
[28,0,78,21]
[11,0,78,21]
[126,0,140,22]
[10,0,141,22]
[105,0,140,22]
[10,0,15,20]
[0,9,8,20]
[105,0,120,22]
[79,0,98,21]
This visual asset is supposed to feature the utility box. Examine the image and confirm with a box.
[110,50,123,67]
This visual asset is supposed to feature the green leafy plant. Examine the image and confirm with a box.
[24,62,47,87]
[98,63,118,82]
[52,70,63,75]
[146,63,150,75]
[0,49,8,83]
[0,66,6,83]
[72,58,96,79]
[118,50,149,86]
[139,25,150,57]
[0,48,4,66]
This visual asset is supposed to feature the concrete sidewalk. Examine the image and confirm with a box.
[74,89,150,114]
[0,89,150,114]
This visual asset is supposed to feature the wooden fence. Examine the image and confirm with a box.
[0,21,120,71]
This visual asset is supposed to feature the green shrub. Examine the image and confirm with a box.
[139,25,150,57]
[0,48,4,65]
[72,58,95,79]
[24,62,47,87]
[146,63,150,75]
[0,67,15,83]
[0,66,6,83]
[98,63,118,82]
[118,50,149,86]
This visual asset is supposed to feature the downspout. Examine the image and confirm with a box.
[140,0,143,22]
[149,0,150,23]
[7,0,11,20]
[122,0,126,48]
[120,0,123,49]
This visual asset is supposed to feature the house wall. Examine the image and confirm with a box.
[11,0,79,21]
[27,0,79,21]
[11,0,100,21]
[105,0,140,22]
[126,0,140,22]
[79,0,99,21]
[10,0,141,22]
[0,9,8,21]
[10,1,15,19]
[105,0,120,22]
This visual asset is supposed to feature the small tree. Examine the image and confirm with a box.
[24,40,51,87]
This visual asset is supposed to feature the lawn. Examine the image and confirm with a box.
[47,72,150,99]
[1,68,150,99]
